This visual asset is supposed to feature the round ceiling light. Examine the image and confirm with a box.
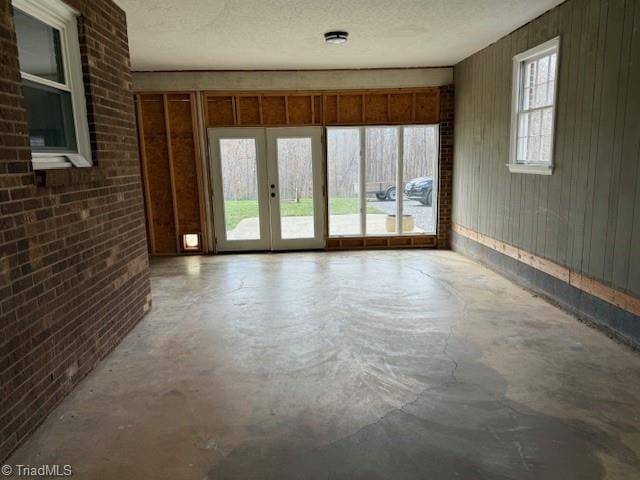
[324,31,349,45]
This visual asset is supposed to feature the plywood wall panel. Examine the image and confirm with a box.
[324,95,338,123]
[237,96,261,125]
[313,95,322,124]
[288,95,313,124]
[206,96,235,126]
[138,93,205,254]
[364,94,388,123]
[139,95,176,254]
[262,95,287,125]
[167,96,202,237]
[389,93,413,122]
[338,94,364,124]
[414,90,439,123]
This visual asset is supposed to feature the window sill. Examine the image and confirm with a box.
[507,163,553,175]
[35,166,105,188]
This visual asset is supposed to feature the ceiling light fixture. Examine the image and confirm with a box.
[324,31,349,45]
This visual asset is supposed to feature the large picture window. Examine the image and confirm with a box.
[327,125,438,236]
[509,37,560,175]
[13,0,91,169]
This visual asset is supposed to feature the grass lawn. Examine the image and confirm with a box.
[224,198,383,230]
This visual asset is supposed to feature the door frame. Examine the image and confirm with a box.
[266,127,325,251]
[208,126,325,252]
[208,128,271,252]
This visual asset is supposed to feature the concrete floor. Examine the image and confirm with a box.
[7,251,640,479]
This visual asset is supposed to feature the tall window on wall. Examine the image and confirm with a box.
[327,125,439,236]
[13,0,91,169]
[509,36,559,175]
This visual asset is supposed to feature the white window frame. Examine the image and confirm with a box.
[508,36,560,175]
[327,124,439,237]
[13,0,92,170]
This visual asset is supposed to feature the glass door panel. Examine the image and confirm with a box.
[276,137,314,239]
[208,128,270,252]
[267,127,324,250]
[219,138,261,240]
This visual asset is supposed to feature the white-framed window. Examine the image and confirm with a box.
[508,36,560,175]
[327,125,439,237]
[13,0,92,170]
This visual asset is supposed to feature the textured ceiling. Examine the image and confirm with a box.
[115,0,565,71]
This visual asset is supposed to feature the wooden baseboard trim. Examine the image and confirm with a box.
[452,223,640,317]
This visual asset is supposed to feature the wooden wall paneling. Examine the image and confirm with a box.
[162,94,182,252]
[453,0,640,298]
[612,0,640,293]
[166,93,204,252]
[602,0,633,286]
[284,96,290,124]
[191,91,209,252]
[313,95,322,124]
[586,0,623,282]
[338,94,364,124]
[138,94,177,254]
[261,95,287,125]
[195,91,214,253]
[389,93,413,123]
[237,95,261,125]
[288,95,313,124]
[324,94,338,123]
[414,89,440,123]
[411,92,417,121]
[325,235,437,250]
[206,94,236,126]
[364,93,388,123]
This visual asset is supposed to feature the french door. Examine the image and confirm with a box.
[208,127,325,252]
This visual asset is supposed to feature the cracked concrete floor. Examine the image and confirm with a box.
[7,250,640,479]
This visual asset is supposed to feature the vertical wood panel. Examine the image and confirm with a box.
[138,94,177,254]
[167,94,203,245]
[453,0,640,297]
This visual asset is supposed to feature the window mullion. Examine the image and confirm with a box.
[396,126,404,235]
[359,127,366,237]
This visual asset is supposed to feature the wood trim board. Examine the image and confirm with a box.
[452,223,640,317]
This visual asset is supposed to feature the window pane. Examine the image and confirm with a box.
[328,128,361,236]
[14,9,65,84]
[219,139,261,241]
[530,109,542,137]
[365,127,398,235]
[517,136,528,162]
[276,138,315,239]
[23,80,76,152]
[548,53,558,81]
[402,126,438,235]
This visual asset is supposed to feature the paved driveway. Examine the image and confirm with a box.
[369,198,436,233]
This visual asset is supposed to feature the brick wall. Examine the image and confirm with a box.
[437,84,454,248]
[0,0,151,461]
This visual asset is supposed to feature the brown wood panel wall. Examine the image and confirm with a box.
[136,93,205,254]
[136,86,448,255]
[203,88,440,127]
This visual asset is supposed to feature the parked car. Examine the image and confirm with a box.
[404,177,433,206]
[359,181,396,201]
